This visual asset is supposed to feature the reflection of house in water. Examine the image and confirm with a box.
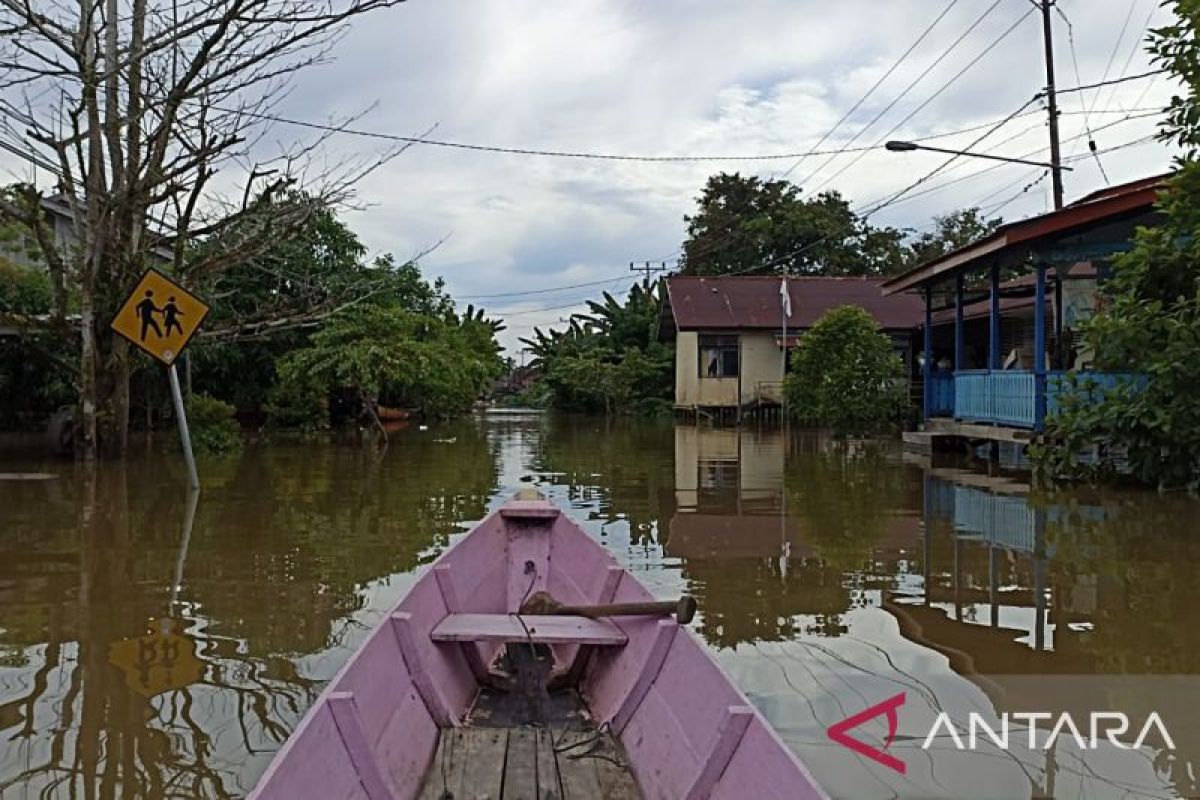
[667,426,924,646]
[893,467,1122,681]
[894,472,1200,795]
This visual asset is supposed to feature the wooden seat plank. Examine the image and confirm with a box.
[431,614,627,646]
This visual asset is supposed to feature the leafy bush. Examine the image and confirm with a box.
[0,260,52,314]
[178,393,243,454]
[1034,3,1200,489]
[521,283,673,415]
[1037,164,1200,488]
[263,377,329,432]
[784,305,908,435]
[277,304,505,421]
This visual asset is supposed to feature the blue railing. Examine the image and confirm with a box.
[953,370,1036,427]
[929,370,1143,429]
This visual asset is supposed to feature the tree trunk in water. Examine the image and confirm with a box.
[78,276,132,460]
[78,280,99,462]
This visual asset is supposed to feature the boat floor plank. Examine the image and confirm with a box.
[418,728,509,800]
[554,730,640,800]
[535,728,561,800]
[417,646,640,800]
[504,728,538,800]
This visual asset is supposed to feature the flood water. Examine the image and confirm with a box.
[2,412,1199,799]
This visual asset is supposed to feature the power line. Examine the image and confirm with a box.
[862,109,1160,212]
[776,0,963,180]
[794,0,1009,193]
[803,5,1036,199]
[1056,69,1167,96]
[858,92,1042,217]
[229,109,890,163]
[1100,1,1159,115]
[1084,0,1141,123]
[457,273,632,300]
[1056,5,1108,181]
[669,3,1024,271]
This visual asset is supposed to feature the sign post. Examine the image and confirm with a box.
[168,363,199,489]
[110,269,210,489]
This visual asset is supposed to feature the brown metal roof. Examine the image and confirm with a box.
[880,172,1171,295]
[664,276,923,332]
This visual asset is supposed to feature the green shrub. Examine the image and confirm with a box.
[178,393,243,454]
[0,260,53,314]
[784,305,908,435]
[263,377,329,432]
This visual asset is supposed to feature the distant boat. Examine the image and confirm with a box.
[376,405,413,421]
[251,492,826,799]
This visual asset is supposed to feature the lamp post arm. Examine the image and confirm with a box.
[893,142,1071,171]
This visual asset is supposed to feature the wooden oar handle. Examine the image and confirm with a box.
[555,597,698,625]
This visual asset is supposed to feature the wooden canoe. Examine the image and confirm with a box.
[251,493,827,800]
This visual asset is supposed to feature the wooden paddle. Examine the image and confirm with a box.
[520,591,697,624]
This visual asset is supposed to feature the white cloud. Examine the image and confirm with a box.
[0,0,1182,354]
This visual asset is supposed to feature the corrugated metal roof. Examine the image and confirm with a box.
[664,276,923,332]
[881,172,1171,295]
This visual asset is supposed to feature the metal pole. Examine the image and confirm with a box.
[168,364,200,489]
[954,274,965,372]
[989,263,1001,370]
[923,288,933,421]
[170,487,199,612]
[1034,263,1048,430]
[1041,0,1065,210]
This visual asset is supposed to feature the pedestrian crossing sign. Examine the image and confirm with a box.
[110,269,210,365]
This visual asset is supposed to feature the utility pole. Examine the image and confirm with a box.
[629,261,668,285]
[1040,0,1065,210]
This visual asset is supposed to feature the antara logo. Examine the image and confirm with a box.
[826,692,908,774]
[827,692,1176,775]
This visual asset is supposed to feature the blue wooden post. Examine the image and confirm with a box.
[923,288,933,421]
[1034,262,1047,430]
[989,263,1001,370]
[954,273,964,371]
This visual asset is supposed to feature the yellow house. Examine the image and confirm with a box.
[660,276,923,418]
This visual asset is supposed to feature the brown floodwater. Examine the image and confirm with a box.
[1,413,1199,799]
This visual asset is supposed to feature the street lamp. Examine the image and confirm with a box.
[884,140,1071,171]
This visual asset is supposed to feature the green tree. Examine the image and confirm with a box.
[1037,1,1200,488]
[521,282,673,415]
[905,208,1003,267]
[277,303,505,433]
[0,0,398,460]
[784,305,908,434]
[188,199,468,425]
[680,173,910,276]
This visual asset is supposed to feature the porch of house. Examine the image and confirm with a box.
[883,174,1167,450]
[926,369,1135,431]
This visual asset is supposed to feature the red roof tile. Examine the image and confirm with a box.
[664,276,923,332]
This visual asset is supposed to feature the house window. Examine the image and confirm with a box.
[699,335,739,378]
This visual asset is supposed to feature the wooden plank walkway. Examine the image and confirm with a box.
[417,726,641,800]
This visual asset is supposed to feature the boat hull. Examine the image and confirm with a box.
[251,496,827,799]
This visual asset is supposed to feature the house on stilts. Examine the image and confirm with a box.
[882,173,1169,451]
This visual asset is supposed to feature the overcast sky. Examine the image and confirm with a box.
[4,0,1182,353]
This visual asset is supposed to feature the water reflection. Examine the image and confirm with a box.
[0,421,498,798]
[2,416,1199,798]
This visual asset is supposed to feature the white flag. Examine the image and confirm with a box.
[780,277,792,319]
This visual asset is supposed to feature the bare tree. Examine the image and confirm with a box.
[0,0,406,458]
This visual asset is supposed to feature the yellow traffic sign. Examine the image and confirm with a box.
[110,269,210,365]
[108,618,206,697]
